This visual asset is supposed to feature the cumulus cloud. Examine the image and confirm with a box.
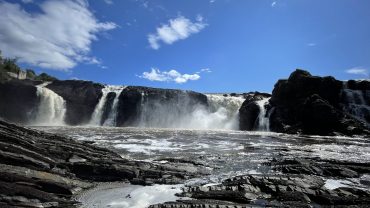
[0,0,116,70]
[139,68,212,84]
[271,1,277,7]
[307,43,317,47]
[148,15,207,50]
[345,67,369,77]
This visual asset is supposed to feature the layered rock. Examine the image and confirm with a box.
[151,174,370,207]
[0,120,205,207]
[269,69,370,135]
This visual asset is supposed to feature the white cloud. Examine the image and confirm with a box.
[148,16,207,50]
[345,67,369,77]
[307,43,317,47]
[210,0,216,3]
[0,0,116,70]
[271,1,277,7]
[21,0,33,3]
[139,68,211,84]
[104,0,113,5]
[199,68,212,73]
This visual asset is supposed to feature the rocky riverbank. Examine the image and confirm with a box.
[0,120,206,207]
[2,120,370,207]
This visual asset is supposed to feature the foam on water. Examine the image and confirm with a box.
[114,139,181,154]
[77,183,187,208]
[324,179,350,190]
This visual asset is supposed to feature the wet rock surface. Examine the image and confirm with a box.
[152,173,370,207]
[0,120,206,207]
[239,92,271,131]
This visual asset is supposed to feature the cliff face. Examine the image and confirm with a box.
[0,80,40,124]
[116,86,208,127]
[239,69,370,136]
[46,80,104,125]
[1,71,369,135]
[238,92,270,131]
[270,70,370,135]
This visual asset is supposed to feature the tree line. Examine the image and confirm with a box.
[0,50,57,82]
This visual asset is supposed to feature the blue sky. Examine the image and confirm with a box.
[0,0,369,93]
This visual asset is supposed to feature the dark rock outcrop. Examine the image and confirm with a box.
[270,158,370,178]
[152,174,370,207]
[0,120,205,207]
[116,86,208,127]
[269,69,370,135]
[46,80,104,125]
[239,92,270,131]
[0,80,41,124]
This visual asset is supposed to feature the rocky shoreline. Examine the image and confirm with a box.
[0,120,205,207]
[1,120,370,207]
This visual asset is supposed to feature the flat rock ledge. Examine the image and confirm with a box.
[150,174,370,208]
[0,120,206,207]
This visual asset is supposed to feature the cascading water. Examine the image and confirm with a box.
[33,83,66,126]
[256,98,270,131]
[200,94,245,129]
[102,86,126,126]
[137,93,244,130]
[341,83,370,126]
[89,86,125,126]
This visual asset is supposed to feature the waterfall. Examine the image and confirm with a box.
[256,98,270,131]
[201,94,245,129]
[137,93,244,130]
[33,83,66,126]
[89,86,121,126]
[341,83,370,126]
[102,86,126,126]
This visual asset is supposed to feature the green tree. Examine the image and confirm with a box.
[26,69,36,79]
[35,73,57,82]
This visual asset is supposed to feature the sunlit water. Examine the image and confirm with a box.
[35,126,370,207]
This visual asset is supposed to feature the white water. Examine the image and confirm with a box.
[33,83,66,126]
[137,94,244,130]
[77,183,186,208]
[256,98,270,131]
[103,86,126,126]
[342,85,370,126]
[89,87,110,125]
[90,86,126,126]
[201,94,245,129]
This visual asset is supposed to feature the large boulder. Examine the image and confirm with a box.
[116,86,208,127]
[46,80,104,125]
[301,94,342,135]
[239,93,270,131]
[269,69,369,135]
